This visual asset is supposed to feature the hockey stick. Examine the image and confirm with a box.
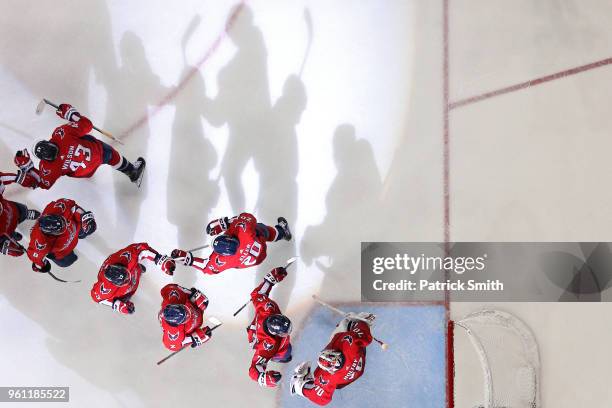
[232,257,299,317]
[188,244,209,252]
[311,294,389,351]
[35,98,124,145]
[181,15,202,67]
[2,233,81,283]
[298,8,313,77]
[156,317,223,366]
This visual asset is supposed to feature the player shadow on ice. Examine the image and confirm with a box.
[200,5,305,309]
[540,242,612,301]
[205,5,272,214]
[301,125,383,302]
[252,74,307,311]
[105,31,171,241]
[167,17,220,290]
[0,0,116,111]
[0,6,253,406]
[0,0,119,256]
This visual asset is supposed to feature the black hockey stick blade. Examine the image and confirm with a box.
[47,271,81,284]
[233,300,251,317]
[233,258,298,317]
[157,321,223,366]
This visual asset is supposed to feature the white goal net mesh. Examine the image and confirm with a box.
[455,309,540,408]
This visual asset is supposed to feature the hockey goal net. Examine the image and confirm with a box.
[452,309,541,408]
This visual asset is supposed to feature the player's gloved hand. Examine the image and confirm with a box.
[32,259,51,273]
[14,169,39,189]
[79,211,97,238]
[14,149,34,172]
[189,288,209,310]
[0,239,24,257]
[290,362,313,396]
[264,267,287,285]
[155,254,176,275]
[346,312,376,326]
[190,326,212,348]
[56,103,80,121]
[206,217,230,236]
[112,299,135,314]
[258,371,282,388]
[171,249,193,266]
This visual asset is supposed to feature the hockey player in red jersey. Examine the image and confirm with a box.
[91,243,176,314]
[13,103,145,190]
[171,213,292,274]
[290,312,376,406]
[27,198,96,273]
[0,173,40,257]
[247,266,293,388]
[158,283,213,351]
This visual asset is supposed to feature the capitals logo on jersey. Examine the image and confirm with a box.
[53,201,67,212]
[120,251,132,262]
[342,335,354,345]
[168,289,181,301]
[99,283,112,295]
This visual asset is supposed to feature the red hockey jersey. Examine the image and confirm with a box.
[158,284,206,351]
[33,116,107,189]
[247,281,292,383]
[91,243,157,304]
[204,213,268,274]
[27,198,83,267]
[303,321,373,406]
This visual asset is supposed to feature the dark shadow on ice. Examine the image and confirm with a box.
[301,125,383,302]
[206,5,272,214]
[0,0,116,110]
[106,31,170,241]
[253,74,307,311]
[167,16,220,288]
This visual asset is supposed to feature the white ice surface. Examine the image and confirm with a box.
[0,1,611,407]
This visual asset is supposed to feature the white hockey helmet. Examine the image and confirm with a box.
[317,349,344,373]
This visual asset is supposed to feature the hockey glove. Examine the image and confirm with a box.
[0,239,24,257]
[190,326,212,348]
[206,217,230,236]
[346,312,376,326]
[112,299,135,314]
[171,249,193,266]
[258,371,282,388]
[56,103,80,121]
[79,211,97,238]
[32,259,51,273]
[14,149,34,172]
[14,169,39,189]
[290,362,314,396]
[264,267,287,285]
[155,254,176,275]
[189,288,209,310]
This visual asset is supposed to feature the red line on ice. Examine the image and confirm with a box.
[442,1,453,408]
[449,56,612,110]
[120,2,246,138]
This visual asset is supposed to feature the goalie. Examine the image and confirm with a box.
[290,312,375,406]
